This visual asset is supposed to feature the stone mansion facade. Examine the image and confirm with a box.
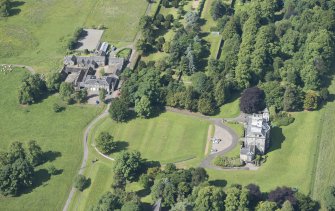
[240,109,271,163]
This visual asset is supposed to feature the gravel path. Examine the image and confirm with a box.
[1,64,35,74]
[62,2,154,209]
[62,105,110,211]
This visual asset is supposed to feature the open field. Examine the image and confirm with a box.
[208,110,321,194]
[0,69,103,210]
[69,111,212,210]
[0,0,148,72]
[91,112,211,164]
[311,78,335,208]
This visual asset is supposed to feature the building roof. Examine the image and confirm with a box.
[108,57,125,73]
[83,75,114,87]
[240,145,255,155]
[64,55,106,67]
[64,55,76,64]
[246,114,270,138]
[65,73,79,83]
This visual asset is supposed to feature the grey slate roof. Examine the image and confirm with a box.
[83,75,112,87]
[64,55,106,67]
[109,57,125,73]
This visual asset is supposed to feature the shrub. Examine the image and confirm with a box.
[74,174,88,191]
[53,103,64,113]
[198,97,216,115]
[273,112,295,126]
[162,0,169,7]
[213,156,242,167]
[96,132,116,154]
[319,88,329,102]
[47,165,58,175]
[304,91,319,110]
[324,186,335,210]
[139,174,151,189]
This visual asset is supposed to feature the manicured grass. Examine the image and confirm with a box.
[69,162,114,211]
[0,69,102,210]
[69,111,212,210]
[222,123,243,158]
[311,78,335,208]
[225,122,244,137]
[204,34,222,59]
[201,0,216,32]
[214,97,241,118]
[0,0,148,72]
[116,48,132,59]
[84,0,148,43]
[92,112,211,164]
[208,110,321,194]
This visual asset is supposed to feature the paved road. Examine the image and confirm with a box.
[1,64,35,74]
[199,119,239,170]
[62,104,110,211]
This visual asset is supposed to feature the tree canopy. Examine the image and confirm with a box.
[240,87,266,114]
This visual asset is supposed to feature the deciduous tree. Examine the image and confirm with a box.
[109,98,129,122]
[96,132,116,154]
[240,87,266,114]
[113,151,143,181]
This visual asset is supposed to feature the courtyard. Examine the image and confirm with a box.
[77,29,104,51]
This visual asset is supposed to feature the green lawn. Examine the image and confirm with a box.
[201,0,216,32]
[116,48,132,59]
[0,69,103,210]
[214,97,241,118]
[84,0,147,43]
[204,34,222,59]
[69,111,212,210]
[311,78,335,208]
[222,123,243,158]
[0,0,148,72]
[208,110,321,194]
[92,112,211,164]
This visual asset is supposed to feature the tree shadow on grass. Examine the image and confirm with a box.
[199,18,207,27]
[8,1,25,17]
[149,106,166,118]
[209,179,227,187]
[318,93,335,110]
[267,126,285,153]
[137,188,151,198]
[53,168,64,176]
[211,91,241,116]
[141,202,153,211]
[18,169,51,196]
[43,151,62,163]
[114,141,129,152]
[82,178,91,191]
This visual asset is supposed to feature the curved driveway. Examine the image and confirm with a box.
[62,105,110,211]
[199,119,239,169]
[165,107,240,169]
